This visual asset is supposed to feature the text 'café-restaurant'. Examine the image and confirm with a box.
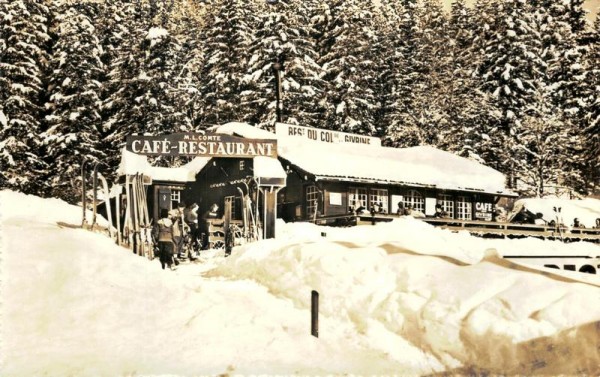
[121,122,515,236]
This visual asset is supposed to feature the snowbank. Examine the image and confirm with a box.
[517,197,600,228]
[1,190,599,376]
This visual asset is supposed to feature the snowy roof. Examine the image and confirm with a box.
[209,122,277,140]
[278,139,514,195]
[254,156,287,179]
[117,148,210,182]
[118,143,286,182]
[119,123,512,195]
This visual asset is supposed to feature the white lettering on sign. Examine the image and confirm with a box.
[126,133,277,158]
[475,202,493,212]
[475,202,493,221]
[276,123,381,147]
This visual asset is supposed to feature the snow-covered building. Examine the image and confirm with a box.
[118,123,287,239]
[118,122,516,236]
[270,123,516,223]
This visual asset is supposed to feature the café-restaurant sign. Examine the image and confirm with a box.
[126,133,277,158]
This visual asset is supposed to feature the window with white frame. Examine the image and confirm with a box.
[456,196,472,220]
[438,194,454,218]
[348,187,368,211]
[306,185,320,218]
[170,189,181,207]
[239,160,245,171]
[369,188,388,213]
[404,190,424,212]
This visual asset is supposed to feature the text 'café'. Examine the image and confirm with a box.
[127,133,277,158]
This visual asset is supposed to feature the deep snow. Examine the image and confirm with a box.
[1,190,599,376]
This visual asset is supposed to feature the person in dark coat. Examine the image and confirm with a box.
[184,202,200,252]
[153,209,176,270]
[433,204,448,218]
[200,203,219,250]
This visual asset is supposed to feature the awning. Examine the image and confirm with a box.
[253,156,287,187]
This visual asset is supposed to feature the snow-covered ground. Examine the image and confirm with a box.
[517,197,600,228]
[1,190,599,376]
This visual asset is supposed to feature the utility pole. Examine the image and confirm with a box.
[272,54,284,124]
[267,0,284,125]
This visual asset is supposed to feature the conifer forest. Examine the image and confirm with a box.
[1,0,599,203]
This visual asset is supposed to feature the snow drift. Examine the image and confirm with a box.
[1,190,599,376]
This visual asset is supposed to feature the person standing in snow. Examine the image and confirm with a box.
[153,209,176,270]
[170,202,186,259]
[200,203,219,250]
[184,202,200,253]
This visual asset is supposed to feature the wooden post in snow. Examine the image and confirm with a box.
[311,290,319,338]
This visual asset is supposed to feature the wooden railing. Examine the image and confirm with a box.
[310,213,600,242]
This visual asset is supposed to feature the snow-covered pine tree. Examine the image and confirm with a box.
[200,0,258,127]
[103,0,192,169]
[0,0,51,195]
[239,0,326,131]
[525,0,587,194]
[314,0,379,134]
[517,87,581,197]
[42,2,106,203]
[583,12,600,192]
[383,0,424,147]
[372,1,402,139]
[477,0,543,188]
[534,0,587,123]
[437,0,498,165]
[168,0,206,131]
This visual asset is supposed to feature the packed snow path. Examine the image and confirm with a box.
[1,190,599,376]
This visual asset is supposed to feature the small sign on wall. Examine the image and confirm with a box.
[475,202,493,221]
[329,192,342,206]
[425,197,437,216]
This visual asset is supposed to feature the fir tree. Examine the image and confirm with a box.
[104,1,192,169]
[438,0,498,165]
[315,0,379,134]
[383,0,423,147]
[200,0,258,127]
[0,0,51,194]
[239,0,326,131]
[583,13,600,192]
[478,0,543,188]
[42,2,106,202]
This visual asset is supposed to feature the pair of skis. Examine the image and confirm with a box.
[125,174,153,259]
[81,159,115,241]
[553,206,564,241]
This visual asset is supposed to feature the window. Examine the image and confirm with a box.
[170,189,181,207]
[239,160,245,171]
[438,194,454,218]
[349,187,368,211]
[369,188,388,213]
[306,185,320,218]
[224,196,238,220]
[404,190,424,212]
[456,196,472,220]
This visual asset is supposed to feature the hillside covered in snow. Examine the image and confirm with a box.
[1,190,599,376]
